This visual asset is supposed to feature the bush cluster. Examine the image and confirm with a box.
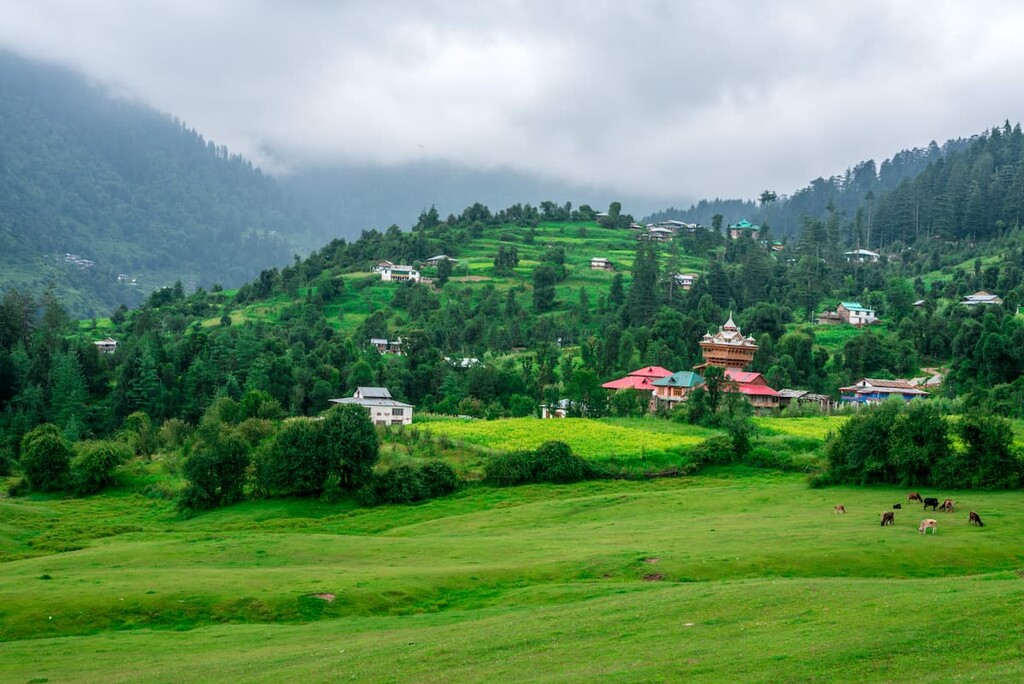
[822,401,1023,489]
[484,441,599,486]
[357,460,459,506]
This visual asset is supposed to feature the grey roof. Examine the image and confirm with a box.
[356,386,392,399]
[777,389,808,399]
[330,397,413,409]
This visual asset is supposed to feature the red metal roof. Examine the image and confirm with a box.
[626,366,673,378]
[602,375,659,390]
[732,384,779,397]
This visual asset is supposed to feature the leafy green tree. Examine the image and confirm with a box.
[321,404,380,491]
[256,419,330,497]
[532,265,558,313]
[565,369,608,417]
[19,423,72,492]
[888,402,950,487]
[71,440,132,495]
[180,430,252,511]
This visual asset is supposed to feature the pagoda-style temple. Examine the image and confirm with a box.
[696,314,758,370]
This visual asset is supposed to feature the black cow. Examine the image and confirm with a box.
[881,511,895,526]
[923,497,940,511]
[892,503,902,509]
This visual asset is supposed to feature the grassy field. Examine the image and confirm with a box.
[2,466,1023,682]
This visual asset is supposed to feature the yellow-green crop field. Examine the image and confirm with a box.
[418,417,718,459]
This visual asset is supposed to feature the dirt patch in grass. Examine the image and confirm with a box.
[309,593,336,602]
[643,573,664,581]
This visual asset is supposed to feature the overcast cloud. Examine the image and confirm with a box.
[3,1,1024,203]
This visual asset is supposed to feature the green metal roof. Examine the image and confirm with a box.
[651,371,705,388]
[839,301,871,312]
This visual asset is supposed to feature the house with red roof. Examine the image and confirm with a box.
[723,370,780,411]
[601,366,673,409]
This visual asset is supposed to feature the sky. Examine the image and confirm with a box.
[4,1,1024,204]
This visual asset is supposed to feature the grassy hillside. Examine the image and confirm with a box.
[2,468,1022,682]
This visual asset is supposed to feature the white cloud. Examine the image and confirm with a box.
[4,0,1024,201]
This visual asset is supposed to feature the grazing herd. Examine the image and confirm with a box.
[832,491,987,534]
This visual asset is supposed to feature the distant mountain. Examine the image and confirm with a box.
[0,51,321,317]
[646,136,976,242]
[278,162,671,239]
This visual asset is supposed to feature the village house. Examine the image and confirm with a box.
[723,370,780,411]
[590,257,614,271]
[960,291,1003,306]
[817,301,877,327]
[843,248,880,263]
[330,387,413,425]
[838,378,929,405]
[375,263,421,283]
[94,337,118,354]
[672,273,698,291]
[540,399,570,419]
[651,371,704,409]
[601,366,673,409]
[425,254,458,265]
[369,338,403,355]
[641,226,675,242]
[728,219,760,239]
[776,388,836,412]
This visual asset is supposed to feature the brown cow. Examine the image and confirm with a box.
[834,505,847,514]
[918,518,938,534]
[969,511,984,527]
[941,498,955,513]
[880,511,894,526]
[908,492,922,502]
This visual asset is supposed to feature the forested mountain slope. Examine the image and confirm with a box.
[0,51,320,317]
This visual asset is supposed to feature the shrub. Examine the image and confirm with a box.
[420,460,458,497]
[374,464,428,504]
[71,440,133,495]
[19,423,73,492]
[254,419,330,497]
[689,434,737,468]
[0,446,13,477]
[179,431,251,512]
[534,441,594,483]
[236,418,277,447]
[120,411,157,457]
[484,450,537,486]
[158,418,193,450]
[239,389,285,421]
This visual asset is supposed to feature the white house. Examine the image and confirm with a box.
[590,257,614,271]
[961,291,1003,306]
[377,264,421,283]
[844,249,880,263]
[330,387,413,425]
[672,273,698,291]
[94,337,118,354]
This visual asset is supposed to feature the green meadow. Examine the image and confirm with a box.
[3,453,1023,682]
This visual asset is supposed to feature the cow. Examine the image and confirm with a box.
[919,519,938,534]
[908,492,922,502]
[923,497,940,511]
[834,505,847,514]
[941,498,955,513]
[892,503,902,509]
[881,511,895,526]
[969,511,984,527]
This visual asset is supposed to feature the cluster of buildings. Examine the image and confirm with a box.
[63,253,95,269]
[592,314,941,415]
[373,255,458,285]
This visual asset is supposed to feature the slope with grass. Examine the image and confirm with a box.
[2,469,1022,682]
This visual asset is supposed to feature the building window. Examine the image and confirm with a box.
[392,408,405,416]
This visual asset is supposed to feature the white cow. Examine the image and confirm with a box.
[918,518,938,535]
